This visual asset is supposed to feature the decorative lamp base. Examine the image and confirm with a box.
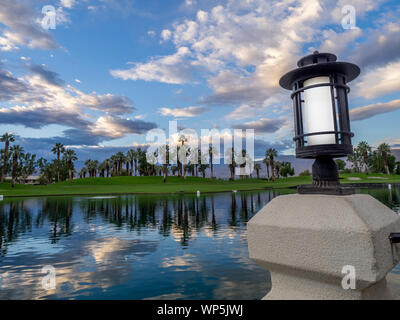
[298,155,355,195]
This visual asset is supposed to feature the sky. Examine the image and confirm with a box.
[0,0,399,164]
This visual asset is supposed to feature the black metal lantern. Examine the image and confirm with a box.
[279,51,360,195]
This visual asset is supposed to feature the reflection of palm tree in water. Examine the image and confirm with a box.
[211,195,217,230]
[229,193,237,226]
[240,194,248,220]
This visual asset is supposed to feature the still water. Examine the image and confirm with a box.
[0,185,399,300]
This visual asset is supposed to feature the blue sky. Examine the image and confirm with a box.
[0,0,399,162]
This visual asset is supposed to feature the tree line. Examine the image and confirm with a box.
[337,141,400,175]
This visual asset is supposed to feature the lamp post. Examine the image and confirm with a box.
[248,51,400,300]
[279,51,360,194]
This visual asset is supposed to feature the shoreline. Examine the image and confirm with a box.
[1,180,399,199]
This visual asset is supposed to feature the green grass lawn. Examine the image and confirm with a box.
[0,174,399,198]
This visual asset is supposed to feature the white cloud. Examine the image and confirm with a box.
[355,60,400,99]
[74,79,81,83]
[110,47,193,84]
[158,106,208,117]
[60,0,77,9]
[350,99,400,121]
[226,105,257,120]
[0,0,58,51]
[161,29,172,41]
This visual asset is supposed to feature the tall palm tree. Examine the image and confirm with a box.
[254,163,261,179]
[226,147,236,180]
[115,152,126,176]
[357,141,371,175]
[178,135,188,179]
[378,143,391,175]
[10,145,24,188]
[84,159,92,177]
[1,133,15,182]
[126,149,137,176]
[134,148,141,176]
[199,164,209,178]
[263,157,270,179]
[265,148,277,181]
[209,146,217,180]
[51,143,65,182]
[79,167,87,178]
[64,149,77,181]
[159,144,170,183]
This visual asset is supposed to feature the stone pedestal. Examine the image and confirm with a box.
[247,194,400,299]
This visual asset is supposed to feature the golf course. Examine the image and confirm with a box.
[1,173,400,198]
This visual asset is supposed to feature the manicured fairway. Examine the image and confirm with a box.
[0,174,399,198]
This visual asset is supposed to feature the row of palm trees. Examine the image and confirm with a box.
[0,132,286,185]
[348,141,399,175]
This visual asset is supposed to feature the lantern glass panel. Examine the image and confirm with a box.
[303,76,336,145]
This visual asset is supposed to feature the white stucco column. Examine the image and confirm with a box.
[247,194,400,299]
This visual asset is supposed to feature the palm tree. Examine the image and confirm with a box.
[265,148,277,181]
[199,164,209,178]
[357,141,371,175]
[126,150,136,176]
[378,143,391,175]
[79,167,87,178]
[209,146,218,180]
[226,147,236,180]
[51,143,65,182]
[1,133,15,182]
[263,157,270,179]
[115,152,126,176]
[159,145,170,183]
[10,145,24,188]
[64,149,77,181]
[178,135,188,179]
[254,163,261,179]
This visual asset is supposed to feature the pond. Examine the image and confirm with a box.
[0,185,399,300]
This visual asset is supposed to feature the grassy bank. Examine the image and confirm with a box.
[0,174,399,198]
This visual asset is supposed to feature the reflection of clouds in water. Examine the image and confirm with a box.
[0,237,158,299]
[161,254,202,272]
[0,191,278,299]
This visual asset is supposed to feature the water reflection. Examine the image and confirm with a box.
[0,185,398,300]
[0,191,276,299]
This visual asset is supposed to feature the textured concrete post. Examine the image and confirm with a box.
[248,194,400,299]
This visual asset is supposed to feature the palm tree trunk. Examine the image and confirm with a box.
[11,154,17,188]
[383,153,390,175]
[68,161,72,182]
[363,153,369,175]
[270,158,275,181]
[1,141,9,183]
[163,164,167,183]
[57,152,60,182]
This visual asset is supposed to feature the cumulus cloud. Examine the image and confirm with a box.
[232,118,287,134]
[355,60,400,99]
[110,47,193,84]
[0,0,59,51]
[60,0,77,9]
[27,63,65,87]
[0,61,157,146]
[350,99,400,121]
[0,67,28,100]
[158,106,208,117]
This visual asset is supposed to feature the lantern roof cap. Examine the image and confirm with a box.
[279,51,360,90]
[297,51,337,67]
